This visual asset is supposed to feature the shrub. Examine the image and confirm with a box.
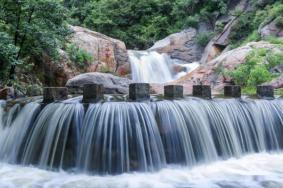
[275,16,283,28]
[225,48,281,87]
[65,44,93,67]
[195,32,215,47]
[247,65,272,86]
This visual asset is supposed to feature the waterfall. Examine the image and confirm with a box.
[128,50,199,83]
[0,98,283,175]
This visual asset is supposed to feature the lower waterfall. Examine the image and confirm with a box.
[128,50,199,83]
[0,98,283,175]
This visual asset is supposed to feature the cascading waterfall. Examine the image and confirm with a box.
[0,98,283,176]
[128,50,199,83]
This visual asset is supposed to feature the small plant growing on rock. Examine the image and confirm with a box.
[65,44,93,67]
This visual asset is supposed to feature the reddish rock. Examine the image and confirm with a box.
[264,75,283,89]
[176,41,283,91]
[70,26,130,75]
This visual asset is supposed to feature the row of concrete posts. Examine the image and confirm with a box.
[42,84,275,103]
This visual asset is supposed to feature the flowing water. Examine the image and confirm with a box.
[0,98,283,187]
[128,50,199,83]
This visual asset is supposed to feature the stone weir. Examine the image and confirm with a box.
[0,83,282,175]
[42,84,275,103]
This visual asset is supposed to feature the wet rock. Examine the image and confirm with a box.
[149,28,203,63]
[66,72,132,94]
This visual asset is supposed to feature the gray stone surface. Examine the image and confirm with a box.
[149,28,203,63]
[66,72,132,94]
[164,85,183,99]
[257,85,274,98]
[193,85,211,99]
[43,87,68,103]
[129,83,150,101]
[82,84,104,103]
[224,85,241,98]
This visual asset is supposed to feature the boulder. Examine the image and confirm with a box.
[176,41,283,91]
[39,26,130,87]
[0,87,15,100]
[70,26,130,75]
[149,28,203,63]
[201,0,251,64]
[264,75,283,89]
[39,49,80,86]
[260,17,283,39]
[66,72,132,94]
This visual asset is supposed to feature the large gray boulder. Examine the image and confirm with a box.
[66,73,132,94]
[264,75,283,89]
[149,28,203,63]
[260,17,283,39]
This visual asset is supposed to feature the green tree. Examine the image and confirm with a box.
[82,0,229,49]
[0,0,71,80]
[0,32,20,81]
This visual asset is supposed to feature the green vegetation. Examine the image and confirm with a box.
[195,32,215,47]
[65,44,93,67]
[225,48,282,91]
[0,0,71,84]
[230,1,283,48]
[67,0,229,49]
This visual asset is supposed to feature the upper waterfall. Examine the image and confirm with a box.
[128,50,199,83]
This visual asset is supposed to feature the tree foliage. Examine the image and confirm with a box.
[66,0,229,49]
[0,0,71,81]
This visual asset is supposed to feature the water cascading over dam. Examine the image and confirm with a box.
[128,50,199,83]
[0,97,283,175]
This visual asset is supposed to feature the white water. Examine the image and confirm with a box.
[128,50,199,83]
[0,153,283,188]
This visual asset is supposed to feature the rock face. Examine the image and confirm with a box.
[149,28,203,63]
[39,26,130,87]
[176,41,282,91]
[66,72,132,94]
[264,75,283,89]
[260,17,283,39]
[70,26,130,75]
[201,0,251,64]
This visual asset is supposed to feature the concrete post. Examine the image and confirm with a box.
[43,87,68,103]
[193,85,211,99]
[129,83,150,101]
[82,84,104,103]
[257,85,274,98]
[224,85,241,98]
[164,85,183,99]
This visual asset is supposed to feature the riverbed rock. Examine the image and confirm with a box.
[66,72,132,94]
[149,28,203,63]
[263,75,283,89]
[70,26,130,75]
[39,26,130,87]
[0,87,15,100]
[176,41,283,91]
[260,17,283,39]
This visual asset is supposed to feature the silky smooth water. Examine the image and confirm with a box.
[128,50,199,83]
[0,153,283,188]
[0,98,283,176]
